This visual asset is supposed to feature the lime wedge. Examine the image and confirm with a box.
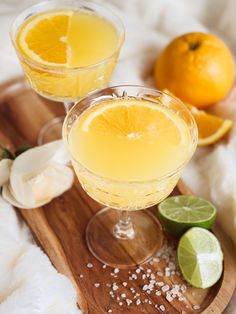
[177,227,223,288]
[158,195,216,237]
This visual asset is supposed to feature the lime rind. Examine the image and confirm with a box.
[159,195,216,224]
[158,195,217,237]
[177,227,223,288]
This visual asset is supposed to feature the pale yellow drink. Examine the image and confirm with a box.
[15,10,122,101]
[67,98,194,210]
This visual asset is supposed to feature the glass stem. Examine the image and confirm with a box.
[64,102,74,114]
[114,210,135,240]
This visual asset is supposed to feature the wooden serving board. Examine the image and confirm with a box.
[0,78,236,314]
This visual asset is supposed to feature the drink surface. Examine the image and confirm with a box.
[16,10,120,101]
[69,98,192,182]
[17,10,119,67]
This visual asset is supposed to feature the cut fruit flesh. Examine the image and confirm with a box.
[177,227,223,288]
[163,89,233,146]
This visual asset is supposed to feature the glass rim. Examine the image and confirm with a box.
[63,85,198,185]
[10,0,125,74]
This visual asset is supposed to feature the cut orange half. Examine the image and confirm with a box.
[163,89,233,146]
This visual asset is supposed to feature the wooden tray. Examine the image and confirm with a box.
[0,78,235,314]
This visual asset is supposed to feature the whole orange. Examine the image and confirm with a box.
[154,32,235,108]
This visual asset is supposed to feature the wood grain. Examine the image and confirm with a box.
[0,78,235,314]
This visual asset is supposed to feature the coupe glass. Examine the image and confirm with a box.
[10,0,125,144]
[63,86,198,268]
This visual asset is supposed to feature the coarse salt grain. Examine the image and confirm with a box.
[126,299,132,306]
[147,269,152,273]
[193,305,201,310]
[136,268,141,274]
[108,309,112,313]
[150,273,155,280]
[181,284,187,292]
[143,284,149,291]
[162,284,169,292]
[112,283,118,291]
[166,294,173,302]
[131,274,138,280]
[178,296,185,301]
[119,302,123,306]
[122,282,127,287]
[87,263,93,268]
[114,268,119,274]
[160,305,165,312]
[79,274,84,278]
[102,265,107,269]
[142,274,146,280]
[94,283,100,288]
[121,293,126,298]
[156,290,161,296]
[156,281,164,287]
[136,299,141,305]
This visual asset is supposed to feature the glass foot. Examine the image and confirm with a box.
[37,116,64,145]
[86,207,163,268]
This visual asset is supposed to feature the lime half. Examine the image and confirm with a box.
[177,227,223,288]
[158,195,216,237]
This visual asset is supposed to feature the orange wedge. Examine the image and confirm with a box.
[163,89,233,146]
[188,105,232,146]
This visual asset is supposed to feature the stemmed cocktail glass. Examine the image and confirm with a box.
[63,85,198,268]
[10,0,125,144]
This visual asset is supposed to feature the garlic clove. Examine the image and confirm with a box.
[2,141,74,209]
[3,163,73,209]
[10,141,67,207]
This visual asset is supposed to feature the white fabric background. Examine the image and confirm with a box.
[0,0,236,312]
